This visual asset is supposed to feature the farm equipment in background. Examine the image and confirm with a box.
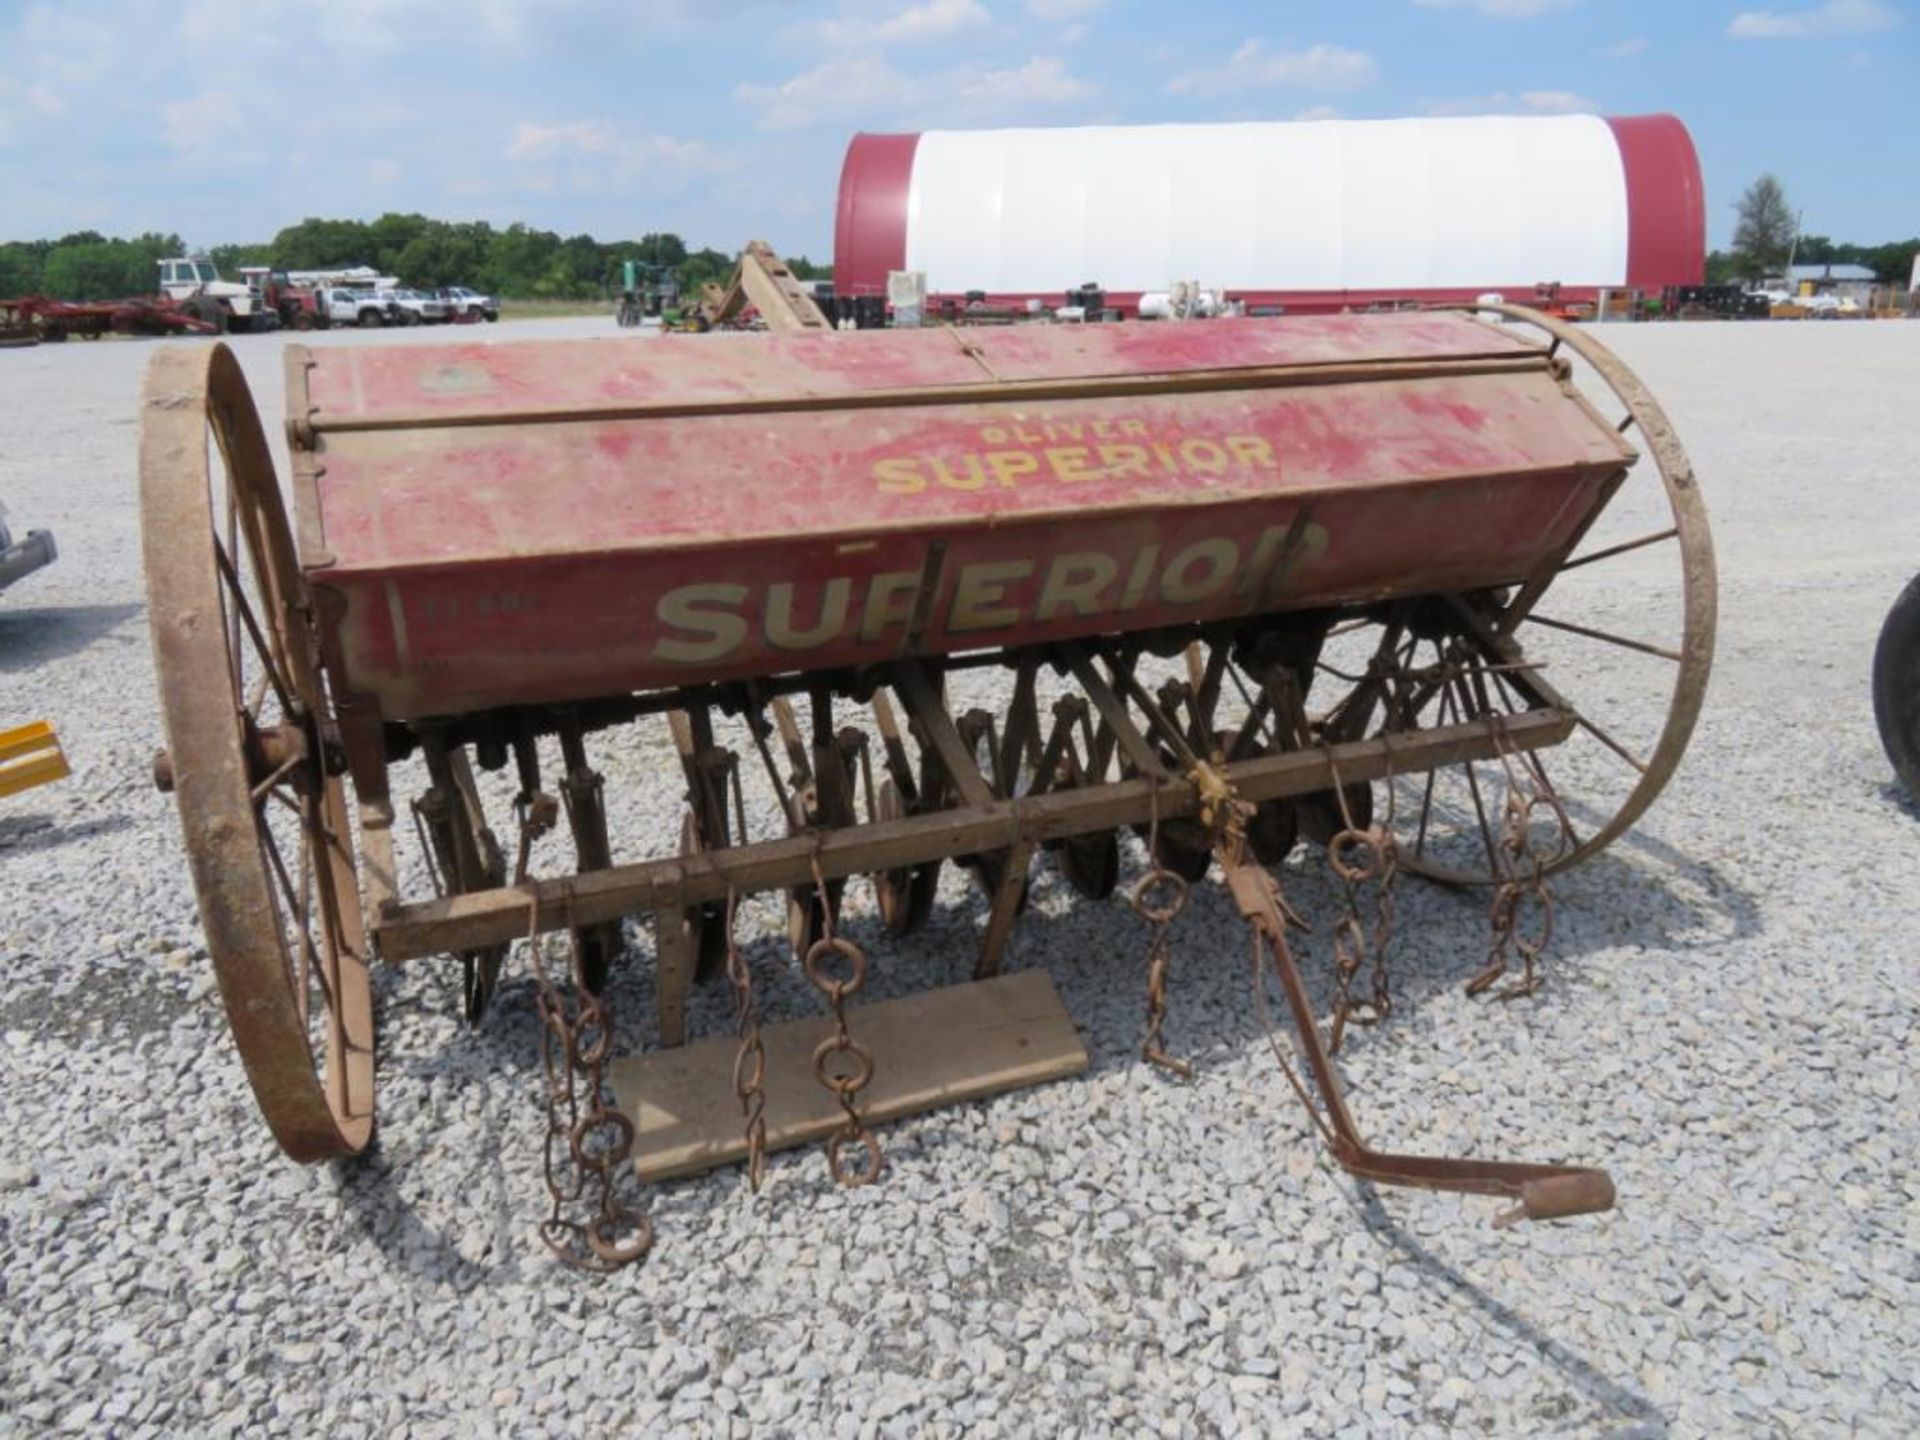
[0,721,69,799]
[695,240,831,332]
[157,256,274,333]
[614,260,680,328]
[0,294,217,342]
[1527,282,1593,324]
[239,268,328,330]
[140,304,1714,1270]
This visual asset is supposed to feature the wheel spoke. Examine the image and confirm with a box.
[294,817,315,1030]
[213,536,298,715]
[225,471,243,699]
[1491,669,1583,853]
[1413,754,1438,858]
[301,788,354,1114]
[261,820,330,1020]
[1561,527,1679,573]
[1575,712,1651,776]
[1446,672,1500,873]
[264,784,305,819]
[1524,613,1683,664]
[250,753,304,803]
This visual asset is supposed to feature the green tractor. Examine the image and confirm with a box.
[613,259,683,328]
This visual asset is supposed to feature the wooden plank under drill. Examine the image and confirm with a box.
[610,969,1088,1183]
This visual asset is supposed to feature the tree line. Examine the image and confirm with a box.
[1707,173,1916,286]
[5,196,1912,303]
[0,217,830,303]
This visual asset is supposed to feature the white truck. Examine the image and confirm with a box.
[320,288,391,328]
[436,285,499,321]
[156,257,273,334]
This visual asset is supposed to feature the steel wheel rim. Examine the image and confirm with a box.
[1379,304,1717,886]
[142,342,374,1160]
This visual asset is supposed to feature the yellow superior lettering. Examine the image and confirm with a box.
[873,432,1278,494]
[654,583,749,664]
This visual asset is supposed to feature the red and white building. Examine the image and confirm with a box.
[834,113,1704,314]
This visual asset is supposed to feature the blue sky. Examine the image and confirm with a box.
[0,0,1912,254]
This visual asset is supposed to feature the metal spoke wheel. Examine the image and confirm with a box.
[1322,306,1717,885]
[142,343,374,1161]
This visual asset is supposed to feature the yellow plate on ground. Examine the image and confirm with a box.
[0,721,69,798]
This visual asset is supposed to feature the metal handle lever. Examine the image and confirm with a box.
[1224,851,1617,1230]
[1494,1171,1617,1229]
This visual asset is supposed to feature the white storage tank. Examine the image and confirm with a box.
[834,114,1704,312]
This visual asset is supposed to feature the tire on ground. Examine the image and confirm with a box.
[1872,574,1920,798]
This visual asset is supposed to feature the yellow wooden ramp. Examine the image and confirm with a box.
[0,721,68,798]
[612,969,1089,1183]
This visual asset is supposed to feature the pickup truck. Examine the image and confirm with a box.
[0,500,56,594]
[384,289,448,326]
[435,286,499,322]
[321,288,390,328]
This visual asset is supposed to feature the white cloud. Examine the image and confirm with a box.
[1427,89,1597,115]
[1293,104,1341,121]
[0,73,62,146]
[506,120,618,159]
[737,51,1094,130]
[794,0,990,48]
[954,55,1094,107]
[163,91,245,154]
[878,0,990,41]
[1412,0,1576,15]
[1028,0,1106,16]
[0,0,781,245]
[736,54,915,130]
[1166,41,1377,97]
[1598,36,1648,57]
[1728,0,1898,37]
[504,121,718,184]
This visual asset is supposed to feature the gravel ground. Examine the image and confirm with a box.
[1,317,1915,1439]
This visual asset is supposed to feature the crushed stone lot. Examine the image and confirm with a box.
[1,317,1916,1438]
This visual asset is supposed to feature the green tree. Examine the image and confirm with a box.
[367,213,432,275]
[271,218,375,270]
[483,223,562,296]
[1864,239,1920,284]
[1794,234,1835,265]
[1703,250,1740,285]
[635,232,688,269]
[1732,174,1796,276]
[676,246,732,294]
[210,242,274,276]
[394,226,488,288]
[0,242,46,296]
[38,232,181,299]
